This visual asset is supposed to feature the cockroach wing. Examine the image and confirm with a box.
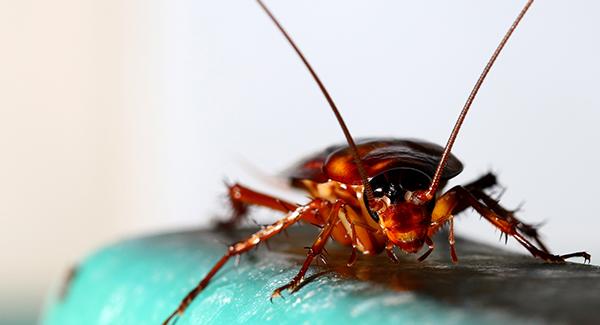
[284,143,343,184]
[285,138,463,185]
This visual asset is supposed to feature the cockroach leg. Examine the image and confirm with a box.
[271,201,344,300]
[218,183,302,229]
[346,223,358,267]
[471,189,550,253]
[454,173,551,254]
[511,231,590,264]
[561,251,591,263]
[352,220,379,233]
[428,172,498,236]
[217,183,248,229]
[448,217,458,263]
[163,201,323,325]
[385,242,399,264]
[449,172,498,216]
[230,182,298,212]
[464,172,498,192]
[417,236,435,262]
[447,186,590,263]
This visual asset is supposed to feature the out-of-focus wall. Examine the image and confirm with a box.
[0,1,167,323]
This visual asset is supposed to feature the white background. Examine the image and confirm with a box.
[1,0,599,322]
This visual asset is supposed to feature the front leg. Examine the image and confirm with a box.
[164,199,328,325]
[431,186,590,263]
[460,173,551,253]
[439,172,550,253]
[271,200,344,299]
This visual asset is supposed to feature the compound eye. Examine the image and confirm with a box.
[367,167,432,204]
[368,175,404,205]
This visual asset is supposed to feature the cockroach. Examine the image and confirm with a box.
[164,0,590,323]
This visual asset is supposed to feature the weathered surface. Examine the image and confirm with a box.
[42,227,599,325]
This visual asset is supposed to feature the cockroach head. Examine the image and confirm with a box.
[364,167,433,253]
[364,167,432,218]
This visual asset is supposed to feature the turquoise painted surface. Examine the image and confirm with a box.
[41,228,598,324]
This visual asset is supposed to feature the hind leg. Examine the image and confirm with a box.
[270,200,344,298]
[450,172,550,253]
[218,182,308,228]
[430,185,590,263]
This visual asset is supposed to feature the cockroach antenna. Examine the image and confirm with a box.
[408,0,535,205]
[254,0,378,212]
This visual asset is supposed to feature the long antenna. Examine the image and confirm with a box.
[409,0,535,205]
[255,0,377,205]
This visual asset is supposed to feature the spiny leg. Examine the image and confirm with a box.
[385,242,399,263]
[451,172,500,215]
[163,200,327,325]
[470,188,550,253]
[430,174,491,261]
[271,201,344,299]
[454,172,551,254]
[346,217,380,267]
[417,236,435,262]
[346,223,358,267]
[438,186,590,263]
[464,172,498,192]
[448,217,458,263]
[218,182,303,229]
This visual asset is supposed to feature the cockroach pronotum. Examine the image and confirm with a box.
[164,1,590,323]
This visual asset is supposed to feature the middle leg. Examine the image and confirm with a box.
[219,182,317,228]
[271,200,344,298]
[432,186,590,263]
[442,172,551,254]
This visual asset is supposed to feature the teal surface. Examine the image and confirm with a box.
[41,227,599,325]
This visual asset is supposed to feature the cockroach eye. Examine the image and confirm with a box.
[366,168,431,205]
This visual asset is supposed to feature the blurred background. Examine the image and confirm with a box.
[1,0,599,323]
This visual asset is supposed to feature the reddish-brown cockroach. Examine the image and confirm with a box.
[164,0,590,323]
